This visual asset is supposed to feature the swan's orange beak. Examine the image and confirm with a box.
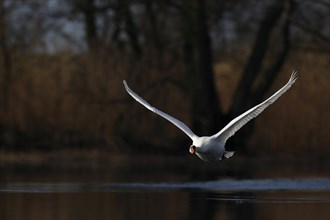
[189,145,196,154]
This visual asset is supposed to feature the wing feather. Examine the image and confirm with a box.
[123,80,198,140]
[213,70,298,143]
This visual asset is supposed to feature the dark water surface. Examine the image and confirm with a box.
[1,153,329,220]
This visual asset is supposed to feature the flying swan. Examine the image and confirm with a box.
[123,71,298,161]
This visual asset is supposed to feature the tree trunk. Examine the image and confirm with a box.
[227,0,295,149]
[71,0,98,50]
[75,0,98,50]
[144,0,163,57]
[182,0,222,136]
[120,0,142,57]
[0,1,12,113]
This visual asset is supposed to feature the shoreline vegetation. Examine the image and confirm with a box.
[1,49,329,156]
[1,148,329,178]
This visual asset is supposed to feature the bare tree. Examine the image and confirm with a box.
[180,0,222,136]
[70,0,98,50]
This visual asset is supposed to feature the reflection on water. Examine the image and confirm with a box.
[1,154,330,220]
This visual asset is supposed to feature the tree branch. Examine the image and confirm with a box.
[229,0,286,117]
[251,0,295,105]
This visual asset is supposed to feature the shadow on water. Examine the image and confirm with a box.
[0,153,329,220]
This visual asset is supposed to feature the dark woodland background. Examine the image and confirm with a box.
[0,0,329,159]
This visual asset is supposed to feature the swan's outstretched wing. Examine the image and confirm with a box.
[213,70,298,143]
[123,80,198,140]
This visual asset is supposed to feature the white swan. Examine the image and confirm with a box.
[123,71,298,161]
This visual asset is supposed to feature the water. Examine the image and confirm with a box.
[1,153,329,220]
[2,178,329,193]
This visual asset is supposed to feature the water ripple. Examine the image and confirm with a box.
[1,178,329,193]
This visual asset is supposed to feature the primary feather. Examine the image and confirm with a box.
[213,70,298,143]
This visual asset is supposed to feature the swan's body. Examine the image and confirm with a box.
[191,137,228,161]
[123,71,298,161]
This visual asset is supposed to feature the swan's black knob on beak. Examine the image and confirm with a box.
[189,145,196,154]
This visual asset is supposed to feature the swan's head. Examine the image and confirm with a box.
[189,145,196,154]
